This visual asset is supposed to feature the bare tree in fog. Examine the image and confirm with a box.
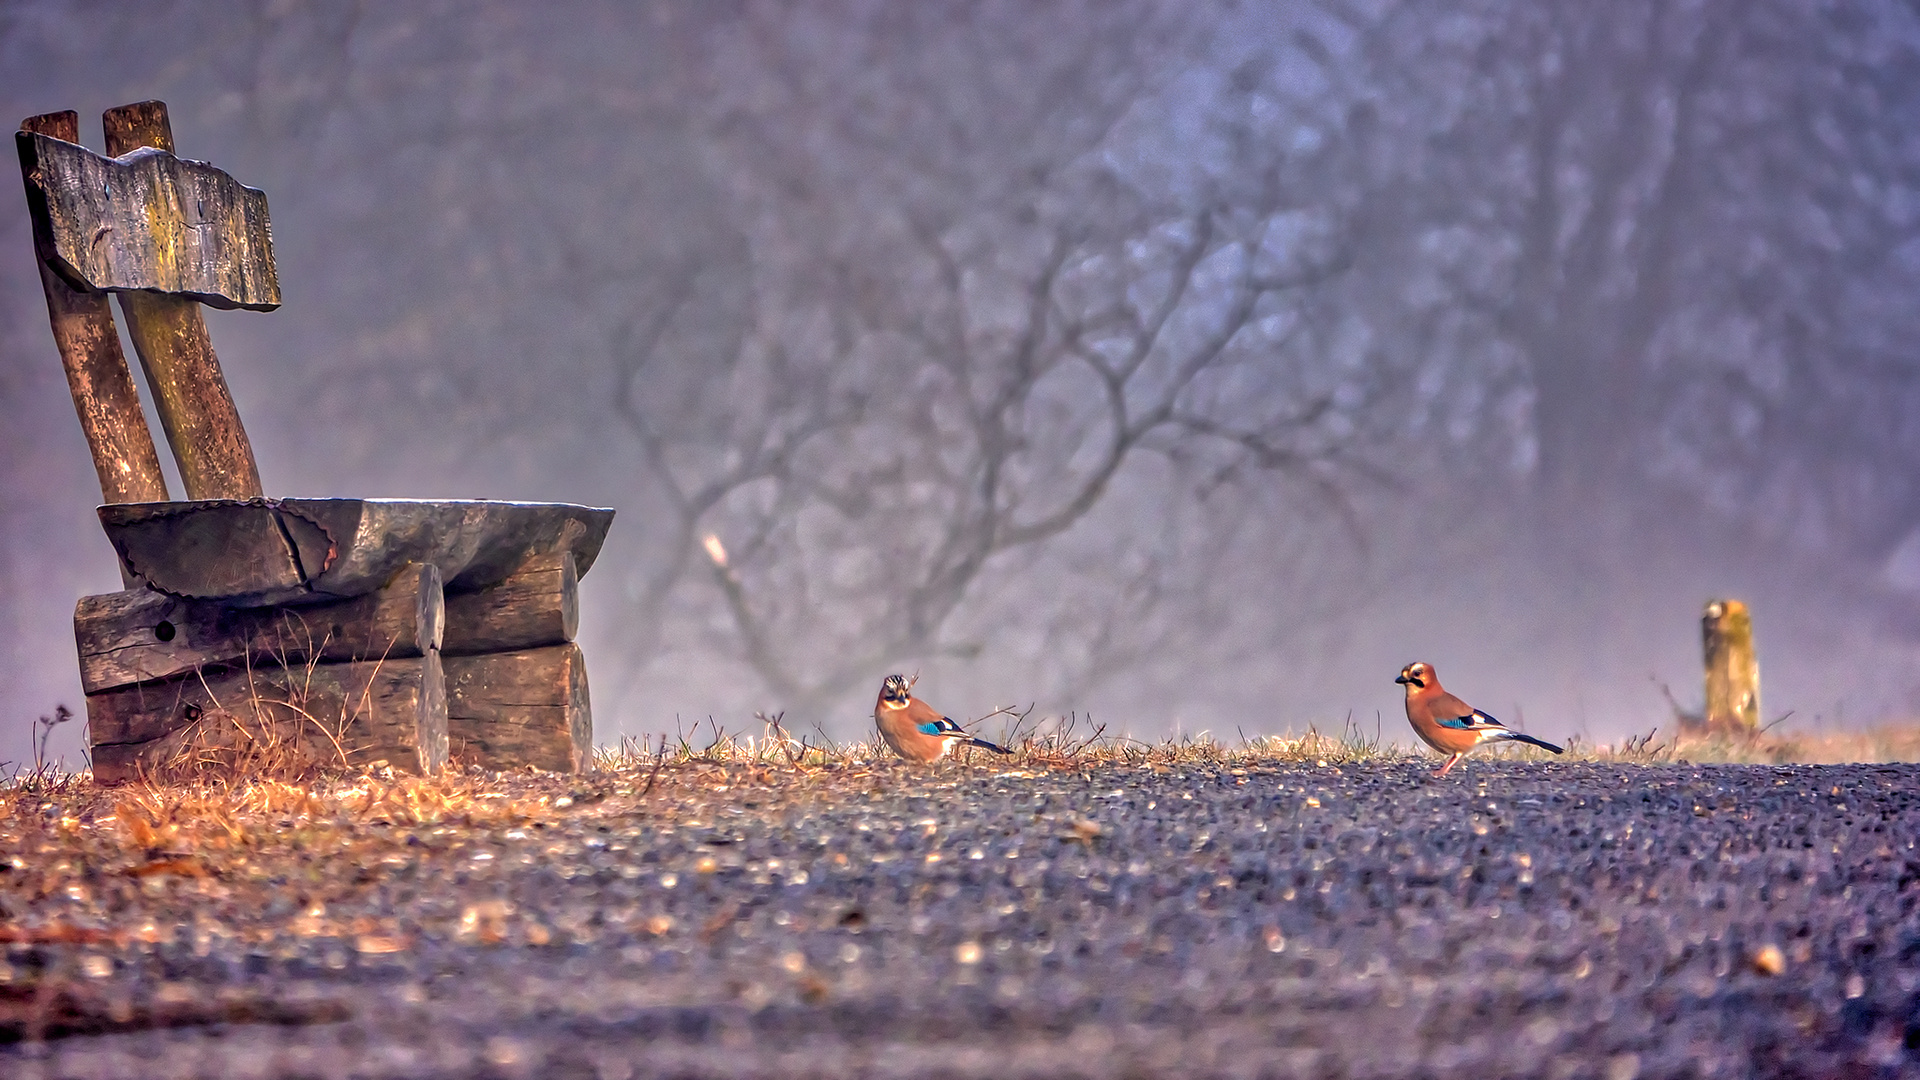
[608,4,1389,719]
[1354,0,1920,555]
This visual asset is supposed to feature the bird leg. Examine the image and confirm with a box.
[1431,754,1462,778]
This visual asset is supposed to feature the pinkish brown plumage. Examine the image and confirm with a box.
[1396,661,1562,777]
[872,674,1011,763]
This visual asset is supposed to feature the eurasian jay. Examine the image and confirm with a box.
[1396,661,1563,777]
[873,674,1012,763]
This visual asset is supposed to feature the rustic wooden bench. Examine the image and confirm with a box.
[16,101,612,780]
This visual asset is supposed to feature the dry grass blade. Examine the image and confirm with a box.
[641,734,669,798]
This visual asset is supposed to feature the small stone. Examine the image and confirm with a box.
[1525,1016,1559,1046]
[1752,944,1786,976]
[483,1037,523,1067]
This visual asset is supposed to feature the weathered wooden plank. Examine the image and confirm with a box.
[444,644,591,773]
[107,499,334,601]
[100,498,613,606]
[98,102,264,501]
[74,563,443,695]
[16,128,279,310]
[16,111,169,514]
[88,652,447,783]
[442,552,577,655]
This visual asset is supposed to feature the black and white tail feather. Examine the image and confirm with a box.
[916,715,1013,754]
[1438,708,1565,754]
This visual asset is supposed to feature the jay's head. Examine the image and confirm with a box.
[878,674,914,706]
[1395,661,1433,689]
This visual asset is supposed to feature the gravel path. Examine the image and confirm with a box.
[3,759,1917,1078]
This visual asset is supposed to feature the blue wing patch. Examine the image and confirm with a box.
[919,717,965,737]
[1439,711,1504,730]
[917,721,945,735]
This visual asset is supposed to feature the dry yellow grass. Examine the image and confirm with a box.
[591,711,1920,771]
[4,713,1915,851]
[1661,724,1920,764]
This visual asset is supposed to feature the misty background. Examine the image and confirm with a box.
[5,1,1920,770]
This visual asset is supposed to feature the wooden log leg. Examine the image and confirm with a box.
[445,644,591,773]
[88,653,447,783]
[74,563,444,695]
[443,552,577,655]
[116,293,263,499]
[102,101,262,501]
[16,112,169,528]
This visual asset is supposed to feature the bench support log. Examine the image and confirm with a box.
[443,552,577,655]
[74,563,443,695]
[88,653,447,783]
[446,644,591,773]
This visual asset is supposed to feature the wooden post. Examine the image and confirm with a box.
[101,101,263,501]
[15,111,169,510]
[1702,599,1760,735]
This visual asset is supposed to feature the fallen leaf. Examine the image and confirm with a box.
[0,924,120,946]
[126,857,207,879]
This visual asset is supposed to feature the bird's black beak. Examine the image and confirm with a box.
[1395,674,1420,687]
